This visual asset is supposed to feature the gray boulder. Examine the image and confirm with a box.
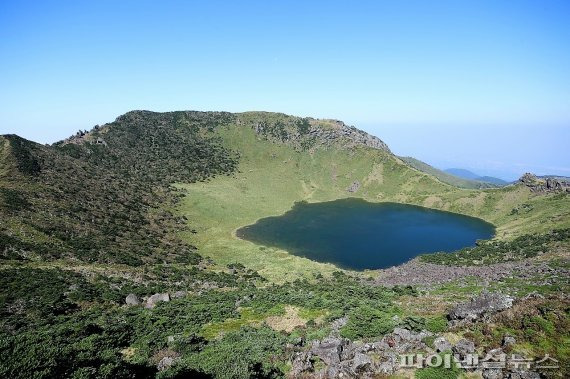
[157,356,178,371]
[376,352,399,375]
[125,293,141,306]
[172,290,187,299]
[290,351,313,376]
[434,336,452,352]
[502,335,516,347]
[392,327,413,342]
[310,337,348,365]
[453,339,475,358]
[352,352,372,372]
[449,292,514,322]
[145,293,170,308]
[482,368,503,379]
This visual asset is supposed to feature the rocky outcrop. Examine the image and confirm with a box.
[288,325,548,378]
[519,173,570,193]
[307,120,391,152]
[171,290,188,299]
[448,291,514,324]
[248,116,391,153]
[502,335,516,347]
[290,328,432,378]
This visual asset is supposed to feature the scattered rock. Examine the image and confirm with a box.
[374,257,564,289]
[172,290,187,299]
[434,336,452,352]
[502,335,516,347]
[510,371,541,379]
[145,293,170,309]
[157,356,177,371]
[125,293,141,306]
[453,339,475,358]
[347,180,361,193]
[290,351,313,376]
[482,368,503,379]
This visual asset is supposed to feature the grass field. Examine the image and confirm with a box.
[178,121,570,282]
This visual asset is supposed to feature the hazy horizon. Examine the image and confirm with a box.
[1,1,569,180]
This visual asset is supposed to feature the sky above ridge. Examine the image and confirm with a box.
[1,1,569,180]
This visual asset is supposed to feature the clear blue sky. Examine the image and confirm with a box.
[1,1,569,180]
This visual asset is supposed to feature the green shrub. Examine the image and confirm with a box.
[425,316,448,333]
[340,305,396,340]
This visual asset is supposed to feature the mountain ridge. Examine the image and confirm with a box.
[445,167,508,186]
[399,156,497,189]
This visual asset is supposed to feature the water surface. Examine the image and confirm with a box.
[237,198,494,270]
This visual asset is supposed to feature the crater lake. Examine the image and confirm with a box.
[236,198,495,270]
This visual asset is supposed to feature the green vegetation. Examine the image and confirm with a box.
[340,305,397,339]
[455,296,570,378]
[421,228,570,265]
[1,110,569,378]
[1,112,238,265]
[0,264,415,378]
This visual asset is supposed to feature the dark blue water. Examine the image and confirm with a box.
[237,198,495,270]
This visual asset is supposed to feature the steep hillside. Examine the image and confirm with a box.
[0,112,238,265]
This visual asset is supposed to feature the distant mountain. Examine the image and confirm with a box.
[444,168,480,180]
[445,168,508,186]
[400,157,497,189]
[477,176,509,185]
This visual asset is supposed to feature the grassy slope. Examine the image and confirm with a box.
[0,137,9,181]
[179,117,570,281]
